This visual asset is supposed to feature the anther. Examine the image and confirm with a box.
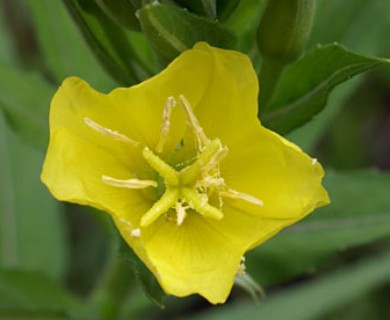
[175,201,187,226]
[220,188,264,207]
[131,228,141,237]
[156,97,176,153]
[84,117,139,147]
[179,95,210,150]
[102,175,157,189]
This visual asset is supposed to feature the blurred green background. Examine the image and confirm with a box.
[0,0,389,319]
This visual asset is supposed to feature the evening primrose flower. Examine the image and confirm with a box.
[41,42,329,304]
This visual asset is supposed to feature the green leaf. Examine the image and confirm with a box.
[0,61,54,150]
[0,112,67,280]
[0,268,78,317]
[192,249,390,320]
[137,2,237,64]
[0,4,17,66]
[62,0,148,85]
[287,77,362,152]
[27,0,115,91]
[261,44,390,135]
[310,0,390,56]
[247,170,390,286]
[288,0,390,151]
[96,0,140,31]
[119,240,165,308]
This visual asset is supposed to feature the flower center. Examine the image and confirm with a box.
[84,95,263,228]
[140,138,226,227]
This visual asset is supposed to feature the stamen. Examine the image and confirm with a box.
[102,175,157,189]
[84,117,139,147]
[220,188,264,207]
[201,176,225,188]
[238,256,246,276]
[179,95,210,150]
[175,201,187,226]
[312,158,318,166]
[131,228,141,237]
[156,97,176,153]
[201,145,228,173]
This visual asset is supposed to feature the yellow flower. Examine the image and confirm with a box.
[41,42,329,304]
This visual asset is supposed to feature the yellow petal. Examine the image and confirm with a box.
[183,43,260,145]
[141,214,243,304]
[41,78,152,217]
[221,125,329,233]
[108,43,217,156]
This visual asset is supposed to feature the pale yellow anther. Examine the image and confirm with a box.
[84,117,139,147]
[156,97,176,153]
[201,145,228,173]
[175,201,187,226]
[141,188,180,227]
[220,188,264,207]
[102,175,157,189]
[142,147,179,186]
[179,95,210,150]
[131,228,141,237]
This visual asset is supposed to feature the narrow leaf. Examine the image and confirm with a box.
[0,269,78,316]
[247,170,390,285]
[216,0,241,21]
[193,249,390,320]
[0,113,67,280]
[173,0,217,19]
[28,0,115,91]
[96,0,140,31]
[62,0,146,85]
[138,2,236,64]
[261,44,390,134]
[0,61,54,149]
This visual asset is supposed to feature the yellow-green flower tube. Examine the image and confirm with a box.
[41,42,329,304]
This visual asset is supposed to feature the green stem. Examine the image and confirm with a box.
[258,56,286,114]
[89,240,134,320]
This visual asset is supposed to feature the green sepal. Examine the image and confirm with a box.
[96,0,141,31]
[261,44,390,135]
[137,2,237,64]
[119,240,165,308]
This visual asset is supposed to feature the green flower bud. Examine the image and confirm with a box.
[257,0,315,63]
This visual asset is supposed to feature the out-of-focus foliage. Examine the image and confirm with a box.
[0,0,389,319]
